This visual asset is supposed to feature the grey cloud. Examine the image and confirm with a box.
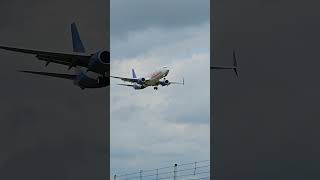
[111,0,209,39]
[111,22,209,59]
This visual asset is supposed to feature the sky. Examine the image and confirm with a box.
[110,0,210,176]
[0,0,109,179]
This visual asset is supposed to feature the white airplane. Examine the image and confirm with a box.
[111,66,184,90]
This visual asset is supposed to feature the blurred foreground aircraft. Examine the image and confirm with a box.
[0,23,110,89]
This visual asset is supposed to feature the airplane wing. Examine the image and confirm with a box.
[19,70,76,80]
[0,45,91,70]
[110,76,139,83]
[117,83,134,87]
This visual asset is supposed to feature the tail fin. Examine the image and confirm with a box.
[211,50,240,79]
[132,68,137,78]
[71,22,85,53]
[233,50,239,78]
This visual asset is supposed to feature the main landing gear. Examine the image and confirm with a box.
[154,87,158,90]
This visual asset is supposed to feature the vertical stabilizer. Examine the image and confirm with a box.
[132,69,137,78]
[71,22,85,53]
[233,50,239,78]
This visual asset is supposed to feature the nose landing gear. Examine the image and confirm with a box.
[154,86,158,90]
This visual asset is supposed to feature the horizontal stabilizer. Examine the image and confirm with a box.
[211,66,238,69]
[211,50,239,78]
[171,78,184,85]
[19,70,76,80]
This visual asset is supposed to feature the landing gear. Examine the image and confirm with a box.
[154,87,158,90]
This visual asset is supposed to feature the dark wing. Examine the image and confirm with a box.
[19,70,76,80]
[0,45,91,70]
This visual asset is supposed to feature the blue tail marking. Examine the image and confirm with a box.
[132,69,137,78]
[71,22,85,53]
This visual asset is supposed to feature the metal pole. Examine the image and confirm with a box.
[156,169,159,180]
[174,164,177,180]
[140,170,142,180]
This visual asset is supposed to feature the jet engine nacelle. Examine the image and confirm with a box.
[133,83,145,90]
[137,77,146,85]
[160,79,170,86]
[73,73,110,89]
[87,50,110,74]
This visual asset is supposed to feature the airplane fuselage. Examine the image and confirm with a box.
[143,67,169,86]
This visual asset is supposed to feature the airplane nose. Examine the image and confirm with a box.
[166,69,169,75]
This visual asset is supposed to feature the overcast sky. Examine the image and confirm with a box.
[110,0,210,176]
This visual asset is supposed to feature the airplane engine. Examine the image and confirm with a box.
[87,50,110,74]
[133,83,144,89]
[137,77,146,85]
[160,80,170,86]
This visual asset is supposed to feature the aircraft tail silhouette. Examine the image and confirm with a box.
[71,22,85,53]
[211,50,239,79]
[132,68,137,78]
[232,50,239,78]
